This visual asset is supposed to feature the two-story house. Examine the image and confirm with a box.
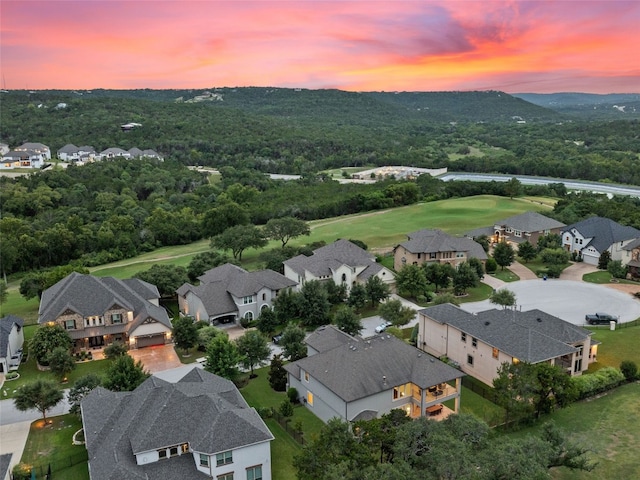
[0,315,24,373]
[466,211,565,248]
[177,263,298,325]
[38,272,172,350]
[393,229,487,271]
[418,304,598,386]
[561,216,640,266]
[285,325,463,423]
[81,366,274,480]
[622,238,640,279]
[283,239,395,292]
[57,144,97,163]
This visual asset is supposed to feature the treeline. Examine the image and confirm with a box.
[2,90,639,185]
[3,156,638,277]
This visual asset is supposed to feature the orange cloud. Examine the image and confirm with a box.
[1,1,638,92]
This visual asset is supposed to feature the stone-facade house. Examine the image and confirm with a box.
[466,211,565,248]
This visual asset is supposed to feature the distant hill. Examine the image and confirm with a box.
[513,93,640,119]
[7,88,561,125]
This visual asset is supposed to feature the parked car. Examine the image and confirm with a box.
[375,321,392,333]
[585,312,618,325]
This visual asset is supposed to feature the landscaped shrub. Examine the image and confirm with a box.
[279,399,294,417]
[546,264,564,278]
[104,342,128,359]
[620,361,638,381]
[485,258,498,273]
[257,407,274,419]
[287,387,299,404]
[6,372,19,380]
[12,463,31,480]
[571,367,625,399]
[540,248,570,265]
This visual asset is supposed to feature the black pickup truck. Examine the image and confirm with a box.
[585,312,618,325]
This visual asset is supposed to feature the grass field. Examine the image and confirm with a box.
[20,414,89,480]
[508,382,640,480]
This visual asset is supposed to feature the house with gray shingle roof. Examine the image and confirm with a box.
[0,315,24,373]
[81,366,273,480]
[177,264,297,325]
[622,237,640,279]
[15,142,51,160]
[418,304,597,386]
[394,229,488,271]
[57,144,97,162]
[283,239,394,293]
[562,216,640,266]
[285,325,463,423]
[466,211,565,248]
[39,272,172,350]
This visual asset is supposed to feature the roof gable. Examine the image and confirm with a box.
[564,216,640,252]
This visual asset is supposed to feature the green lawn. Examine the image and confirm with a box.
[583,270,640,287]
[507,382,640,480]
[587,324,640,371]
[490,268,520,282]
[20,414,89,480]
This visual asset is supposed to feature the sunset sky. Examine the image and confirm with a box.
[1,1,639,93]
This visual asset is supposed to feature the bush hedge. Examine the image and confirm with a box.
[571,366,625,400]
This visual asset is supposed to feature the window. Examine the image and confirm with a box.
[216,451,233,467]
[218,474,234,480]
[456,252,464,258]
[306,391,314,406]
[112,313,122,324]
[492,347,499,359]
[341,273,347,283]
[158,449,167,459]
[246,465,262,480]
[429,252,437,259]
[417,253,421,259]
[244,311,253,321]
[169,447,178,457]
[304,371,309,382]
[461,332,466,343]
[262,293,266,301]
[243,296,253,305]
[393,383,411,400]
[472,337,477,348]
[65,319,75,330]
[467,354,474,366]
[199,454,209,467]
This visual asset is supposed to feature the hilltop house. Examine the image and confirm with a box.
[0,315,24,373]
[1,143,50,169]
[393,229,487,271]
[466,211,565,248]
[39,272,173,350]
[283,239,395,292]
[285,325,463,423]
[417,304,597,386]
[15,142,51,160]
[81,366,273,480]
[561,216,640,265]
[57,144,97,163]
[177,264,297,325]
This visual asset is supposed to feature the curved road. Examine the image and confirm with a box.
[439,173,640,198]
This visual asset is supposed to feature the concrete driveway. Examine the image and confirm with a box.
[462,279,640,325]
[129,344,182,374]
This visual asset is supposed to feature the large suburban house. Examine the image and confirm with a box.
[1,149,46,169]
[417,304,597,386]
[622,238,640,279]
[177,264,297,325]
[393,229,488,271]
[81,366,274,480]
[561,216,640,266]
[98,147,163,161]
[283,239,395,292]
[57,144,97,163]
[466,211,565,248]
[285,325,464,423]
[39,272,173,350]
[0,315,24,373]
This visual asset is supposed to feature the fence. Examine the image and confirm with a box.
[14,451,88,479]
[271,411,305,445]
[461,376,496,403]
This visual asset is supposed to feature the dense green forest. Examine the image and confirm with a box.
[1,89,639,184]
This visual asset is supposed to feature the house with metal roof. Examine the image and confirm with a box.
[393,228,488,271]
[39,272,172,350]
[418,304,598,386]
[177,263,297,325]
[283,239,395,292]
[285,325,463,423]
[0,315,24,373]
[466,211,565,248]
[562,216,640,266]
[81,366,273,480]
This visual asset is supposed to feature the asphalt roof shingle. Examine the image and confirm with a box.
[563,216,640,253]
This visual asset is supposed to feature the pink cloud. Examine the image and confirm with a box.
[1,0,638,92]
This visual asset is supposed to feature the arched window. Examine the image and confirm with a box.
[341,273,347,283]
[244,311,253,321]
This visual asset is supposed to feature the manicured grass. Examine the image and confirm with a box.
[459,386,505,426]
[507,382,640,480]
[20,414,89,480]
[517,258,569,277]
[587,324,640,371]
[583,271,639,286]
[0,290,39,325]
[456,282,494,304]
[264,419,301,479]
[489,268,519,282]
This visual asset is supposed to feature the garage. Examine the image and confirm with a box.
[135,334,166,348]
